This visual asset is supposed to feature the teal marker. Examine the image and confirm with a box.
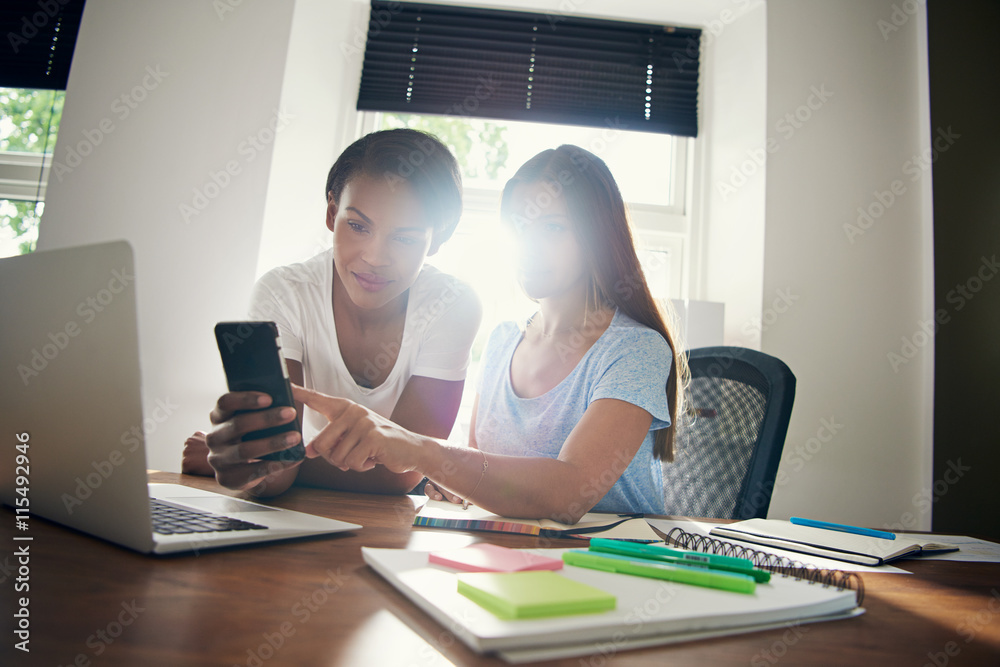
[563,550,757,594]
[588,538,770,583]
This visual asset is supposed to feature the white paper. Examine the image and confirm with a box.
[893,533,1000,563]
[363,546,861,657]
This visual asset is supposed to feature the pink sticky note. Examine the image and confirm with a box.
[429,543,564,573]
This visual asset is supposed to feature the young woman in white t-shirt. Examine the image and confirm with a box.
[182,129,481,497]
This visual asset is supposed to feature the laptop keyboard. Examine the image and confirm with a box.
[151,499,268,535]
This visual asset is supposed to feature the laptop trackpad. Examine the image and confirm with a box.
[167,495,280,514]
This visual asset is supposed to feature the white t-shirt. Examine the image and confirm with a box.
[248,248,482,439]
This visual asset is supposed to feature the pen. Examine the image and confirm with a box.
[588,539,771,583]
[563,550,757,594]
[590,538,756,570]
[789,517,896,540]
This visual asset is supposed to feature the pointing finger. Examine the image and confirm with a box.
[292,384,352,419]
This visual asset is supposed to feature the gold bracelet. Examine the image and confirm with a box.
[462,449,488,510]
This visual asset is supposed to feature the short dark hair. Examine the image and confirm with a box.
[325,129,463,245]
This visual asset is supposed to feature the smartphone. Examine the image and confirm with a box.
[214,321,305,463]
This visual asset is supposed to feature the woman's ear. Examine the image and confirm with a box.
[325,192,337,233]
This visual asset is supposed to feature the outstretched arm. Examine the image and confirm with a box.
[296,385,652,523]
[294,375,464,494]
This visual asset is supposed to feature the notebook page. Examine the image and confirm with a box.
[714,519,935,560]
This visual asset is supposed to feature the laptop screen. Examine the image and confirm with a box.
[0,240,155,552]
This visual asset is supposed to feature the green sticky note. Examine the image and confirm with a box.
[457,571,616,620]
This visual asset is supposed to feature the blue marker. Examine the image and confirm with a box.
[790,517,895,540]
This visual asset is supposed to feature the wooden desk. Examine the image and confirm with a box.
[3,472,999,666]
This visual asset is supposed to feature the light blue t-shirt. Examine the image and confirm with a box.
[475,309,671,515]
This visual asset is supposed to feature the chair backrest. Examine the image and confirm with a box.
[662,346,796,520]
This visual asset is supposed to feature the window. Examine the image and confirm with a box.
[355,1,700,329]
[0,87,64,257]
[0,0,86,256]
[362,110,691,325]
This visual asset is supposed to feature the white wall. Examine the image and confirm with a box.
[39,0,297,470]
[694,2,768,347]
[763,0,933,528]
[254,0,369,277]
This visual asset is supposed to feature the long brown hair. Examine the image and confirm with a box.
[501,145,686,461]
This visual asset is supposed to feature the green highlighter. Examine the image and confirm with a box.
[563,550,758,594]
[588,538,771,583]
[457,570,616,620]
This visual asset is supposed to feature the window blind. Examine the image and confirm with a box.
[0,0,86,90]
[357,1,701,137]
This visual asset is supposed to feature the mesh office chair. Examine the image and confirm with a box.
[662,346,796,520]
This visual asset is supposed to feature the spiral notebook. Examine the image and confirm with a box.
[363,527,864,662]
[708,519,959,566]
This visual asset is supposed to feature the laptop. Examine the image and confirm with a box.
[0,240,360,554]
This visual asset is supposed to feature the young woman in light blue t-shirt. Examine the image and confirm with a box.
[295,145,686,521]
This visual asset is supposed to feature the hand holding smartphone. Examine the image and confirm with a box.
[214,321,306,463]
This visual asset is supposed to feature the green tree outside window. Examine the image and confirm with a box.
[1,87,64,256]
[378,113,509,182]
